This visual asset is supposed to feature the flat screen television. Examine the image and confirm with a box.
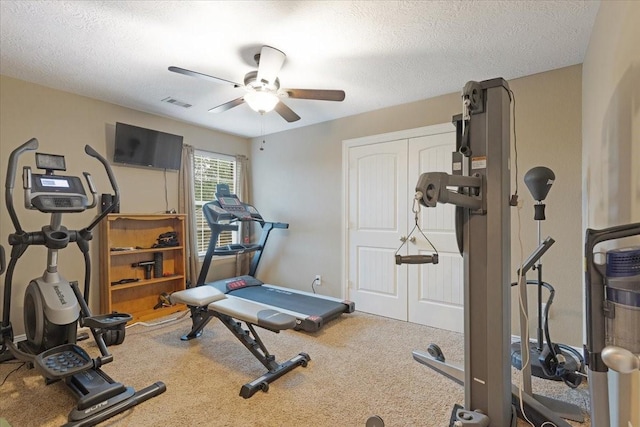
[113,122,183,171]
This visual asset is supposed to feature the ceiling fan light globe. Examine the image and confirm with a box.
[245,90,279,114]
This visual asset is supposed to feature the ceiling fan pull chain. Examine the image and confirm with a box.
[259,115,266,151]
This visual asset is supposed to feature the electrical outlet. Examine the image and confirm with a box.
[315,275,322,286]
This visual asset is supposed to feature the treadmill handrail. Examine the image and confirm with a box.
[213,243,263,256]
[196,212,288,285]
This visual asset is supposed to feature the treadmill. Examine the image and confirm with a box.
[196,184,354,332]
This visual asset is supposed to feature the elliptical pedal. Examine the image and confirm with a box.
[83,313,132,346]
[35,344,93,379]
[82,313,131,329]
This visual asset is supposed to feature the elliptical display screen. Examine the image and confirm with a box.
[33,175,85,195]
[40,177,70,188]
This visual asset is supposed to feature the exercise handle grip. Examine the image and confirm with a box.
[82,172,98,209]
[5,138,39,233]
[84,144,120,232]
[5,138,38,191]
[84,144,119,199]
[395,254,439,265]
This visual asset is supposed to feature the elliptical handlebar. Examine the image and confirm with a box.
[82,172,98,210]
[4,139,120,234]
[83,144,120,232]
[5,138,39,233]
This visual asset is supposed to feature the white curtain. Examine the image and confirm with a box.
[179,144,198,288]
[234,154,251,275]
[235,154,250,242]
[235,154,249,203]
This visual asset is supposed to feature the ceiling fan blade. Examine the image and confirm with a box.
[274,101,301,122]
[208,97,245,113]
[285,88,346,102]
[169,66,241,87]
[256,46,286,86]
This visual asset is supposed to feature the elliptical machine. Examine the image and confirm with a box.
[0,138,166,426]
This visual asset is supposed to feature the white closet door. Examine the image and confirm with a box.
[346,139,408,320]
[407,132,464,332]
[344,123,463,331]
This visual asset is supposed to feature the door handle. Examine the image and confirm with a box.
[409,236,416,243]
[399,236,407,242]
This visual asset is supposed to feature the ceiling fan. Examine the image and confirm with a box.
[169,45,346,122]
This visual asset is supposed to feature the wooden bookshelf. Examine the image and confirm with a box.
[100,214,186,323]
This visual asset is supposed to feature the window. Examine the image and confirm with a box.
[193,150,237,256]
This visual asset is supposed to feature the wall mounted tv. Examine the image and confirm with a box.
[113,122,183,171]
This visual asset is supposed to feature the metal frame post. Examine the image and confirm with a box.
[462,78,513,423]
[408,78,584,427]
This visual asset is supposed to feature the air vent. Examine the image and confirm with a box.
[161,97,192,108]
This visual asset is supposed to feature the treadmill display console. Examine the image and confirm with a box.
[217,195,252,219]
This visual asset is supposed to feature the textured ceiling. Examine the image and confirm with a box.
[0,1,600,138]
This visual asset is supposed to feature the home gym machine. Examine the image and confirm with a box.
[584,222,640,427]
[392,78,574,427]
[194,184,354,332]
[0,138,166,426]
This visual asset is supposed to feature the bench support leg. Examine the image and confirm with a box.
[180,306,213,341]
[215,312,311,398]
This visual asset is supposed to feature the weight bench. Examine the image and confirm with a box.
[169,286,310,398]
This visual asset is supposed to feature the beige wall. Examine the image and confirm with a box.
[582,1,640,232]
[581,2,640,423]
[0,75,249,334]
[508,67,584,344]
[250,65,584,346]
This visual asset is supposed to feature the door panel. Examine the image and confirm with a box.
[414,251,464,332]
[347,140,408,320]
[357,246,398,295]
[407,133,464,332]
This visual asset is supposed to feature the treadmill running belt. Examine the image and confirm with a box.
[206,276,352,332]
[230,286,347,318]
